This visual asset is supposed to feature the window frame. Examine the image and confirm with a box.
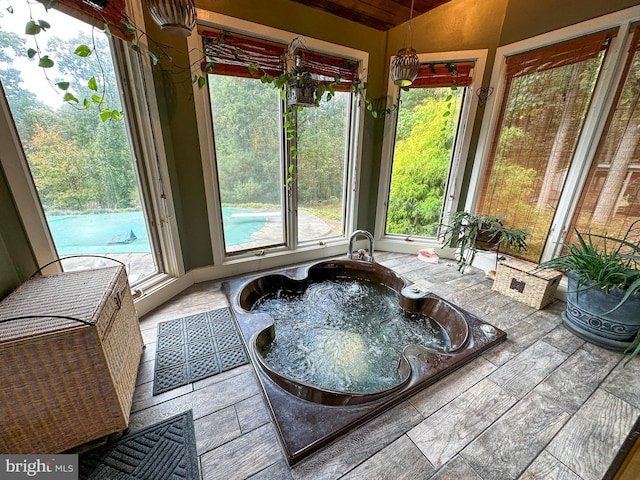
[469,5,640,263]
[0,1,184,316]
[189,10,368,277]
[374,50,488,254]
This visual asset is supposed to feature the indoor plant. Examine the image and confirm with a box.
[439,211,528,272]
[286,56,319,107]
[539,229,640,358]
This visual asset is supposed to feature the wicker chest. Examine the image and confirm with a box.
[0,266,143,454]
[492,258,563,309]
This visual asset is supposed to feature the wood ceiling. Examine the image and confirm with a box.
[289,0,454,31]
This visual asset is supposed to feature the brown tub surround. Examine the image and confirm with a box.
[224,258,506,465]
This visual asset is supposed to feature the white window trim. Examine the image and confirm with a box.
[0,92,58,273]
[469,5,640,263]
[374,49,488,255]
[0,1,184,316]
[189,10,368,281]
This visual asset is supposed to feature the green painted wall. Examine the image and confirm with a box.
[500,0,640,46]
[141,5,214,272]
[0,165,37,299]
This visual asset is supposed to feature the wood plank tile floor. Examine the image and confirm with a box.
[131,252,640,480]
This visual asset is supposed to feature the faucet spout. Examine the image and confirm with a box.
[347,230,375,262]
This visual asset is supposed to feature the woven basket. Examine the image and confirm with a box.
[0,266,143,454]
[492,258,563,309]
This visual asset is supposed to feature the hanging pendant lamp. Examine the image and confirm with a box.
[390,0,420,87]
[148,0,197,37]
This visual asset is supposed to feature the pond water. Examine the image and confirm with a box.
[47,208,265,255]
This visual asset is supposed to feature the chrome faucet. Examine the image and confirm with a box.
[347,230,375,262]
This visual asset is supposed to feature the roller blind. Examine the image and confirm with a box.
[506,28,618,78]
[200,29,287,78]
[568,24,640,241]
[293,49,359,91]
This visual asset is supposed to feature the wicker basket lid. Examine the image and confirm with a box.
[499,258,563,281]
[0,266,122,343]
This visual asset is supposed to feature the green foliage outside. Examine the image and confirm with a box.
[0,29,139,213]
[297,93,348,209]
[386,87,463,237]
[209,75,348,230]
[209,75,282,206]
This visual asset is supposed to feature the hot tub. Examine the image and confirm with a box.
[225,258,505,464]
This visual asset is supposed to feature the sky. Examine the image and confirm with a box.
[0,0,96,107]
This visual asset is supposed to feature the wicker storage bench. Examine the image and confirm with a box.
[492,258,563,309]
[0,266,143,454]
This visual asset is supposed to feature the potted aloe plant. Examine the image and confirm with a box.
[439,211,528,272]
[539,229,640,359]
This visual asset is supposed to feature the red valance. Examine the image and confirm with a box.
[53,0,132,41]
[409,62,474,89]
[293,49,359,91]
[200,29,287,78]
[199,29,360,90]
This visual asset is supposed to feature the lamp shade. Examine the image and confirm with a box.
[391,47,420,87]
[148,0,196,37]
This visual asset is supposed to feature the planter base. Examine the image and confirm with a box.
[562,312,632,351]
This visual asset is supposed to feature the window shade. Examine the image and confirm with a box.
[409,61,474,89]
[200,29,287,78]
[199,29,359,90]
[567,25,640,242]
[293,49,359,91]
[506,28,617,78]
[476,29,614,262]
[54,0,132,41]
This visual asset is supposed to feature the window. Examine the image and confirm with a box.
[0,2,179,290]
[208,75,285,253]
[475,30,616,261]
[297,92,351,241]
[376,51,486,249]
[568,25,640,242]
[196,26,362,258]
[386,62,472,237]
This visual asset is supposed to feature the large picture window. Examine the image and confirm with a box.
[385,61,473,238]
[476,30,616,261]
[200,28,359,256]
[0,3,169,284]
[568,26,640,242]
[376,51,485,249]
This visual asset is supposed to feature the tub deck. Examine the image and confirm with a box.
[225,258,507,464]
[131,251,640,479]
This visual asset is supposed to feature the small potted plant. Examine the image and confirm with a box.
[539,229,640,357]
[439,211,528,272]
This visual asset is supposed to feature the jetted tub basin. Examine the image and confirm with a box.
[224,259,506,465]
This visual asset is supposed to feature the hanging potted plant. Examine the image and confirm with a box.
[539,229,640,355]
[439,211,528,272]
[287,56,318,107]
